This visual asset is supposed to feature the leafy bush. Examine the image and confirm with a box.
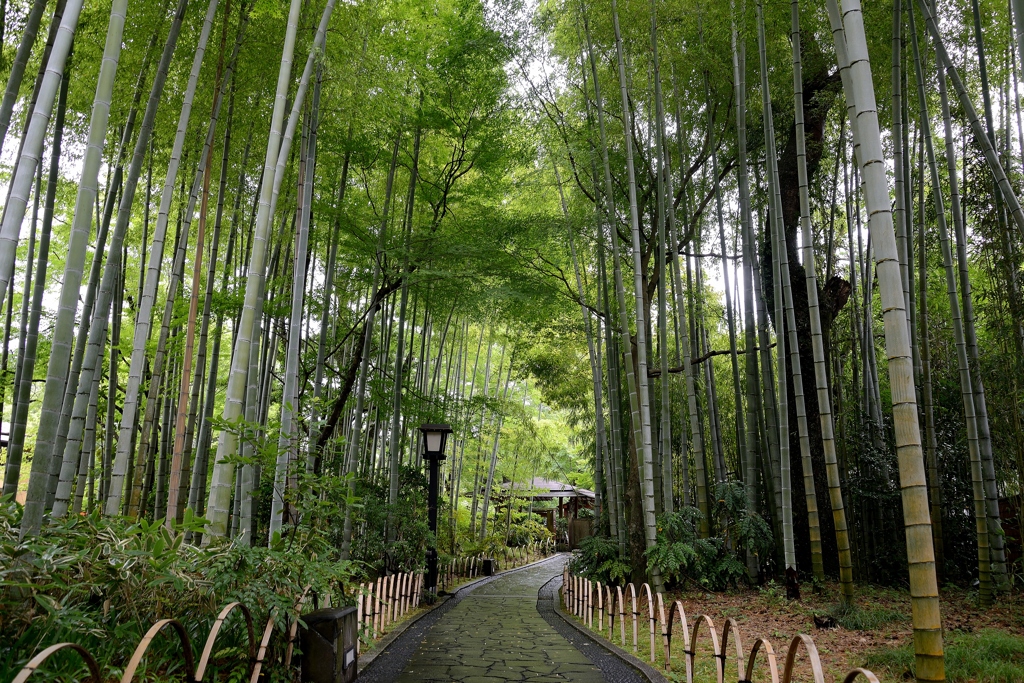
[346,465,432,574]
[0,497,356,683]
[501,513,552,547]
[568,535,631,586]
[646,482,773,591]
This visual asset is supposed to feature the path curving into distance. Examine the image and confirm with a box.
[359,554,645,682]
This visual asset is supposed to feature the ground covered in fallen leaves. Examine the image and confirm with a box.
[656,581,1024,682]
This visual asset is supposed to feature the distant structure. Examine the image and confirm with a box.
[500,476,595,548]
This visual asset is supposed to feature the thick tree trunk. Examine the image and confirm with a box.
[770,18,848,578]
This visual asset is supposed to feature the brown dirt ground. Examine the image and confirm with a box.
[630,581,1024,682]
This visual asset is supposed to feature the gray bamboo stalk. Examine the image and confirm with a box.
[186,87,243,524]
[649,0,672,515]
[960,1,1007,584]
[892,0,912,319]
[50,161,120,512]
[51,0,190,525]
[15,76,68,510]
[180,15,240,533]
[0,0,48,153]
[104,255,123,512]
[586,1,657,538]
[828,1,945,677]
[756,0,796,572]
[73,370,102,515]
[47,0,134,517]
[2,166,39,497]
[581,6,630,548]
[792,0,853,599]
[15,28,83,535]
[205,0,304,540]
[776,0,823,582]
[270,68,321,541]
[926,33,992,605]
[730,5,763,578]
[190,117,249,520]
[610,0,662,592]
[0,0,82,326]
[917,127,944,571]
[670,164,709,534]
[553,159,608,523]
[112,0,220,518]
[0,0,65,236]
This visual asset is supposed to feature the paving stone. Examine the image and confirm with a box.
[360,556,646,683]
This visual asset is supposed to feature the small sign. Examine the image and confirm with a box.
[343,647,355,670]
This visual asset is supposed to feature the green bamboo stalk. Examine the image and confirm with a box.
[828,2,945,677]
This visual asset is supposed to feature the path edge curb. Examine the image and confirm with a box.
[549,576,669,683]
[357,553,556,674]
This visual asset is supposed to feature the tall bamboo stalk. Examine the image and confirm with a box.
[731,3,764,579]
[270,67,321,540]
[919,18,992,605]
[792,0,854,600]
[112,0,221,518]
[585,2,638,548]
[205,0,320,539]
[756,0,796,573]
[827,1,944,678]
[609,0,664,590]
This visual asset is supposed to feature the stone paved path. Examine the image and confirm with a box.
[367,556,623,682]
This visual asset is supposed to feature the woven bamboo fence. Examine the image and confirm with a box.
[563,567,882,683]
[12,543,558,682]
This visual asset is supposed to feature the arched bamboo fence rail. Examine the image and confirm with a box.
[12,541,558,683]
[563,567,882,683]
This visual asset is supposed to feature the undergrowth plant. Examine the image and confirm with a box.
[568,535,631,586]
[864,629,1024,682]
[646,482,773,591]
[0,495,356,683]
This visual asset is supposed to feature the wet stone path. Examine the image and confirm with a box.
[362,555,643,682]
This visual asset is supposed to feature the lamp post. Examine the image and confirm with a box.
[419,423,452,596]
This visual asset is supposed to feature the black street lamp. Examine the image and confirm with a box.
[419,423,452,596]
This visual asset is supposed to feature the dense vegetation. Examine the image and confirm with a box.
[0,0,1022,680]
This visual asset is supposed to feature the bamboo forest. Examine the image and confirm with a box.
[2,0,1024,681]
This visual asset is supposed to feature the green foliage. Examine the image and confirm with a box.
[346,465,431,575]
[827,602,907,631]
[864,629,1024,683]
[500,513,553,548]
[0,497,356,683]
[646,482,773,591]
[568,535,631,586]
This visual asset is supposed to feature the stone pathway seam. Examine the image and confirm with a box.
[358,556,578,682]
[360,555,646,683]
[540,574,667,683]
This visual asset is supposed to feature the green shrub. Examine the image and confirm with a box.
[346,465,432,574]
[0,496,356,683]
[568,535,631,585]
[646,482,773,591]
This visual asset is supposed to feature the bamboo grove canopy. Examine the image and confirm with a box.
[2,0,1024,681]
